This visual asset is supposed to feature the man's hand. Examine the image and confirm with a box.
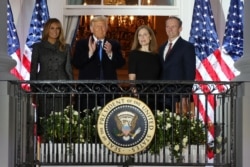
[88,36,97,56]
[104,41,112,56]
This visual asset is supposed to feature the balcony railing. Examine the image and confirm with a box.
[10,80,238,166]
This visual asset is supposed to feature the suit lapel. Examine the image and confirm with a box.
[165,37,183,60]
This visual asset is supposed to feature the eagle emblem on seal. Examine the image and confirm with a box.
[115,111,141,141]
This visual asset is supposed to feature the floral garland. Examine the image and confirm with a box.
[148,109,206,161]
[40,106,224,161]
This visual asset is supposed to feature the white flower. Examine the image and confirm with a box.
[216,148,221,153]
[165,123,171,130]
[92,106,102,111]
[165,108,170,112]
[174,145,180,151]
[182,136,188,146]
[169,112,173,117]
[82,109,89,113]
[73,111,79,115]
[175,115,180,121]
[216,136,222,143]
[156,110,163,116]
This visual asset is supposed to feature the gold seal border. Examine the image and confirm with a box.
[97,97,156,155]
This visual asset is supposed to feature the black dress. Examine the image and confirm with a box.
[128,50,161,80]
[128,50,161,110]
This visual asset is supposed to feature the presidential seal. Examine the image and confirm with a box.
[97,97,155,155]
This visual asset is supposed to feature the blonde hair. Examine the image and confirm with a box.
[90,15,108,28]
[42,18,66,51]
[131,25,158,53]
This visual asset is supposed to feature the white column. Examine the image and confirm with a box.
[0,0,16,167]
[234,0,250,81]
[0,82,9,167]
[234,1,250,167]
[236,83,250,167]
[0,0,16,80]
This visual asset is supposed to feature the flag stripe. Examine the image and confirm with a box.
[193,94,215,136]
[22,45,32,73]
[7,0,22,80]
[189,0,243,160]
[214,50,236,80]
[189,0,221,160]
[20,0,50,91]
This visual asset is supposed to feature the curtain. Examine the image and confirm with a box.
[64,0,83,45]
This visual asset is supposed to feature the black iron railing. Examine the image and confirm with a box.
[10,80,238,166]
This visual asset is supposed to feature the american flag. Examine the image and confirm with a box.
[7,0,22,80]
[222,0,243,70]
[20,0,50,90]
[189,0,228,160]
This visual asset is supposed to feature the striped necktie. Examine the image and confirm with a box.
[165,42,172,60]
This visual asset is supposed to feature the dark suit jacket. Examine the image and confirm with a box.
[72,37,125,80]
[159,37,196,81]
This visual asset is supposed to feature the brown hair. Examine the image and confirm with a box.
[131,25,158,53]
[166,16,182,27]
[42,18,66,51]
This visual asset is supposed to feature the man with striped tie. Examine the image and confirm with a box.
[158,16,196,113]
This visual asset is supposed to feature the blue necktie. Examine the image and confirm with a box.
[97,40,104,79]
[98,40,102,61]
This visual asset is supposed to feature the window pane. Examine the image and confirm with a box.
[67,0,175,5]
[104,0,127,5]
[141,0,175,5]
[103,0,175,5]
[67,0,101,5]
[84,0,101,4]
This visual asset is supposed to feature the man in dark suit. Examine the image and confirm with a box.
[72,15,125,111]
[158,16,196,113]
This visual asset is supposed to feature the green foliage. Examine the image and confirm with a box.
[149,109,206,161]
[40,105,100,143]
[40,105,207,161]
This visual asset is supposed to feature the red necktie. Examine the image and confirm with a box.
[165,42,172,60]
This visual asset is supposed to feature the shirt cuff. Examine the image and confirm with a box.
[108,52,113,59]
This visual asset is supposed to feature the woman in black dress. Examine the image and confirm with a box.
[128,25,161,110]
